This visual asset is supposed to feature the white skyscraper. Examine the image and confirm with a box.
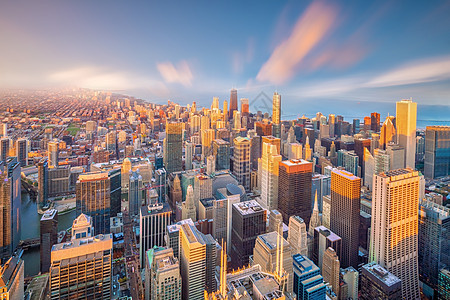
[370,168,420,299]
[396,99,417,169]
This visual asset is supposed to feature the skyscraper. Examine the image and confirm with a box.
[396,99,417,169]
[145,247,181,300]
[229,88,237,119]
[230,200,267,268]
[40,209,58,273]
[212,139,230,170]
[259,142,282,210]
[292,254,327,300]
[181,185,196,222]
[272,92,281,138]
[128,170,143,216]
[0,157,21,262]
[380,116,396,149]
[371,112,380,132]
[418,199,450,293]
[322,247,340,297]
[50,214,112,300]
[164,121,183,173]
[0,138,10,163]
[288,215,308,257]
[48,141,59,168]
[15,138,28,167]
[0,253,24,300]
[179,223,206,300]
[240,98,249,116]
[232,136,251,191]
[424,126,450,179]
[37,159,49,210]
[370,169,420,299]
[313,226,342,271]
[278,159,312,225]
[76,171,114,235]
[140,203,172,267]
[330,169,361,268]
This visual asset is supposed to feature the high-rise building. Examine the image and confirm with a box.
[272,92,281,138]
[353,119,360,134]
[341,266,359,300]
[229,88,238,119]
[76,171,116,235]
[0,138,10,163]
[360,262,402,300]
[230,200,267,268]
[0,157,21,262]
[288,215,308,257]
[15,138,28,167]
[240,98,249,116]
[105,131,116,153]
[278,159,312,226]
[259,142,282,210]
[330,169,361,268]
[181,185,196,222]
[313,226,342,271]
[322,247,340,297]
[0,253,24,300]
[337,150,359,176]
[40,209,58,273]
[438,268,450,300]
[212,139,230,170]
[396,99,417,169]
[128,170,143,216]
[253,231,294,295]
[185,141,194,170]
[0,123,7,137]
[371,112,380,132]
[292,254,327,300]
[232,136,251,191]
[145,247,181,300]
[424,126,450,179]
[380,116,396,149]
[213,188,240,254]
[328,114,336,137]
[50,214,112,300]
[370,169,420,299]
[418,199,450,293]
[38,159,49,210]
[223,99,228,122]
[164,122,183,173]
[48,141,59,168]
[140,203,172,267]
[179,223,206,300]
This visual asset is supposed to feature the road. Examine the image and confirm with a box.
[123,211,143,300]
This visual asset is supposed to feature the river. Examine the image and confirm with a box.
[21,193,76,277]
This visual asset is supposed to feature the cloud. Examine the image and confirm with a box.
[365,56,450,87]
[232,38,255,74]
[157,61,193,87]
[48,66,168,95]
[256,1,338,84]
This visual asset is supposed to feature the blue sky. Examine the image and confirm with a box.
[1,0,450,108]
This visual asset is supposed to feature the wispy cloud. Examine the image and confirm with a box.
[232,38,255,74]
[365,56,450,87]
[256,1,338,84]
[157,61,193,87]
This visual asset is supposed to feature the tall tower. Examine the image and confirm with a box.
[181,185,196,222]
[15,138,28,167]
[164,121,183,173]
[330,169,361,268]
[179,223,206,300]
[272,92,281,138]
[370,169,420,299]
[47,141,59,168]
[212,97,219,110]
[278,159,312,225]
[40,209,58,273]
[0,138,10,163]
[229,88,237,119]
[396,99,417,169]
[308,191,321,237]
[232,137,251,191]
[223,99,228,122]
[322,247,340,296]
[288,215,308,257]
[128,170,143,216]
[259,142,282,210]
[37,159,49,209]
[380,116,396,149]
[424,126,450,179]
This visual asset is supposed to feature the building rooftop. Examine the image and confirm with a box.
[315,226,341,242]
[167,218,195,234]
[379,168,418,180]
[331,168,360,181]
[140,202,171,217]
[41,208,57,221]
[293,254,320,274]
[362,262,401,288]
[257,231,289,251]
[52,233,112,252]
[233,200,265,216]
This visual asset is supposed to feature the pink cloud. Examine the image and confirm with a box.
[256,1,338,84]
[157,60,193,87]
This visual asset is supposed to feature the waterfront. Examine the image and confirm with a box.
[21,193,76,277]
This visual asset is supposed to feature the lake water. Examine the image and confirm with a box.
[21,193,76,277]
